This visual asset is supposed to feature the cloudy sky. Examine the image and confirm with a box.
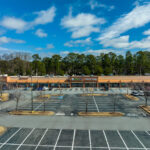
[0,0,150,56]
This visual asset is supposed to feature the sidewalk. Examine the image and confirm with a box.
[0,114,149,130]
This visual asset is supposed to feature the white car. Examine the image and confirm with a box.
[43,86,49,91]
[131,91,144,96]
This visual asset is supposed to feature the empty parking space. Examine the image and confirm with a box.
[0,144,19,150]
[36,146,53,150]
[24,128,45,145]
[105,130,125,148]
[90,130,107,147]
[55,147,71,150]
[74,130,90,147]
[40,129,60,146]
[19,145,36,150]
[0,127,19,143]
[57,129,74,146]
[7,128,32,144]
[0,128,150,149]
[8,93,148,117]
[133,131,150,148]
[119,130,144,148]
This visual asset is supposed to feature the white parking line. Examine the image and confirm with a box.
[88,130,92,150]
[145,131,150,136]
[117,130,129,150]
[103,130,110,150]
[72,129,76,150]
[0,128,22,149]
[0,142,148,149]
[93,96,99,112]
[35,128,48,150]
[17,128,35,150]
[53,129,62,150]
[34,103,43,111]
[131,130,147,150]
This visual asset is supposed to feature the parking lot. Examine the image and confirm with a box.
[50,88,132,95]
[0,127,150,150]
[14,93,149,117]
[0,87,149,117]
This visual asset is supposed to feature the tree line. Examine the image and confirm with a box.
[0,50,150,76]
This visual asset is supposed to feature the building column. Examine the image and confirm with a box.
[26,83,29,88]
[37,82,39,88]
[97,82,99,88]
[16,82,18,88]
[108,81,110,88]
[70,82,71,88]
[83,82,85,88]
[119,82,121,88]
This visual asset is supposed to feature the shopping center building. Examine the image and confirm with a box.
[0,75,150,88]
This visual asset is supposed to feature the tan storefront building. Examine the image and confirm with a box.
[0,75,150,88]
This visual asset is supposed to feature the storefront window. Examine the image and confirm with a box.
[85,83,97,87]
[71,83,83,87]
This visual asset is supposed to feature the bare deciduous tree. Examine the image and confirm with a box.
[113,93,119,113]
[0,82,3,97]
[84,88,91,113]
[135,82,150,106]
[13,90,22,111]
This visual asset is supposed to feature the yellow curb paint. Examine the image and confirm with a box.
[9,111,55,116]
[81,94,108,96]
[78,112,124,117]
[0,126,7,136]
[139,105,150,114]
[124,94,139,101]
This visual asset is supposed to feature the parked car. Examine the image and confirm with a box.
[49,87,53,91]
[32,87,37,91]
[43,86,49,91]
[2,86,8,90]
[37,87,43,91]
[131,91,144,96]
[24,87,29,91]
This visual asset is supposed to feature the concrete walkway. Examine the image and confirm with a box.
[0,114,150,130]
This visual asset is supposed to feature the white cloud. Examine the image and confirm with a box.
[35,47,43,51]
[89,0,115,11]
[98,3,150,41]
[47,44,54,49]
[35,29,47,38]
[0,46,13,53]
[64,37,92,47]
[0,36,25,44]
[83,49,117,55]
[100,35,150,50]
[0,46,31,55]
[60,51,70,56]
[32,6,56,26]
[100,36,130,49]
[36,43,54,51]
[0,6,56,33]
[130,36,150,49]
[40,52,54,58]
[0,17,27,32]
[59,49,123,56]
[143,29,150,35]
[61,10,106,38]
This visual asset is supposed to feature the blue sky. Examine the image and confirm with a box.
[0,0,150,57]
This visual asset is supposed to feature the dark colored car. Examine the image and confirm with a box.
[49,87,53,91]
[2,86,8,90]
[37,87,43,91]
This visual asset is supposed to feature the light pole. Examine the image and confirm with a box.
[31,75,33,111]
